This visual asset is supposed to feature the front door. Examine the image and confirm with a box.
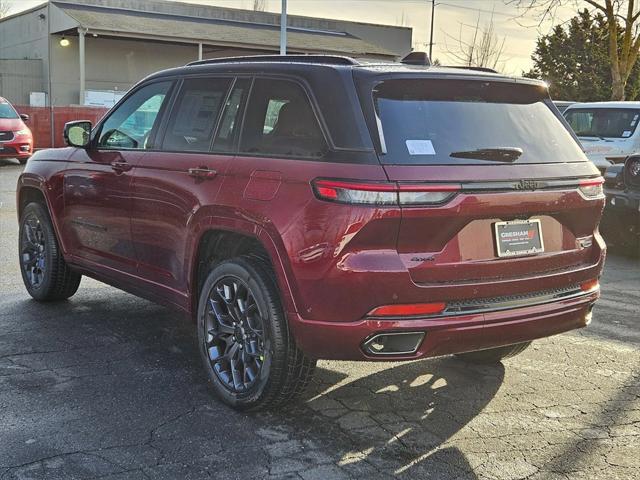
[61,81,174,275]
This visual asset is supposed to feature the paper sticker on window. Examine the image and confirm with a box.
[622,130,632,137]
[406,139,436,155]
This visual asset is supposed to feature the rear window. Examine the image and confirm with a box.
[0,101,18,119]
[564,108,640,139]
[373,79,585,165]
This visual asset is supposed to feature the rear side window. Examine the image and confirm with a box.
[162,77,231,152]
[240,78,327,159]
[564,108,640,139]
[373,79,586,165]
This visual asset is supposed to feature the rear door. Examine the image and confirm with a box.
[130,76,248,304]
[367,77,604,288]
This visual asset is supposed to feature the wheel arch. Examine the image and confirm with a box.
[17,185,47,220]
[189,220,299,321]
[17,177,70,257]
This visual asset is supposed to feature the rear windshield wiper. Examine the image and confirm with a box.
[449,147,523,162]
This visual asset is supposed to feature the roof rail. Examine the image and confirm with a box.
[187,54,360,67]
[442,65,499,73]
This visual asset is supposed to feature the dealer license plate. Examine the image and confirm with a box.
[494,219,544,258]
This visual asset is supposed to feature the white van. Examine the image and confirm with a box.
[564,101,640,173]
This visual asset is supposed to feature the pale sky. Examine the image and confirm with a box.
[3,0,587,74]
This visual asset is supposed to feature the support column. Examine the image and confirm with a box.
[280,0,287,55]
[78,28,86,105]
[198,42,203,61]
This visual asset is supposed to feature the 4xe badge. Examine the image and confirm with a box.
[515,179,540,191]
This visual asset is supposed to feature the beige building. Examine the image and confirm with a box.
[0,0,412,107]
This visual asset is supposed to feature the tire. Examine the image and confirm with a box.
[197,255,316,411]
[19,202,81,301]
[455,341,531,364]
[18,157,30,165]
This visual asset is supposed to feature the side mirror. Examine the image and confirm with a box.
[64,120,92,148]
[20,113,30,122]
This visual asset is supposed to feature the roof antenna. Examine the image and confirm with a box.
[401,51,431,66]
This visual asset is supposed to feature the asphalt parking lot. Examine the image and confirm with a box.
[1,159,639,480]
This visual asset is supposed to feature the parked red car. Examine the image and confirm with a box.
[0,96,33,164]
[17,55,605,410]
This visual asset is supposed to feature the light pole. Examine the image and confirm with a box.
[280,0,287,55]
[429,0,435,59]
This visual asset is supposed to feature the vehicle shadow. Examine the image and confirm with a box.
[268,358,505,478]
[0,158,21,167]
[0,293,503,479]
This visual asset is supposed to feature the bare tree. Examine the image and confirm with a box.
[0,0,12,19]
[443,14,507,71]
[507,0,640,100]
[253,0,267,12]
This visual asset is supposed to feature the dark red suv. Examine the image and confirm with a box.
[17,55,605,410]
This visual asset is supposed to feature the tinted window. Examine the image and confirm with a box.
[564,108,640,139]
[240,78,327,159]
[212,79,251,153]
[373,79,585,165]
[161,77,231,152]
[0,101,19,119]
[98,81,172,149]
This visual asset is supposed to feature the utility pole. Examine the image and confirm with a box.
[280,0,287,55]
[428,0,435,59]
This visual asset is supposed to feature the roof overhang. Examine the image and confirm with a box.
[49,1,396,58]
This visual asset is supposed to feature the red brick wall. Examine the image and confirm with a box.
[15,106,109,149]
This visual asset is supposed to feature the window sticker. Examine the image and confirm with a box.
[406,139,436,155]
[622,130,632,138]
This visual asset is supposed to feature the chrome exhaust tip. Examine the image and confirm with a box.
[362,332,425,356]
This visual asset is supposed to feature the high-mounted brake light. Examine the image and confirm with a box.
[368,302,447,317]
[312,179,460,206]
[578,178,604,199]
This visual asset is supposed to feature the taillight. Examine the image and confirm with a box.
[312,179,397,205]
[578,178,604,199]
[397,183,460,205]
[368,302,447,317]
[580,279,599,293]
[312,179,460,206]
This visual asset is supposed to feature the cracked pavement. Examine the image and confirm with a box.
[1,159,639,479]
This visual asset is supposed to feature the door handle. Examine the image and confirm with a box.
[188,167,217,180]
[111,160,132,172]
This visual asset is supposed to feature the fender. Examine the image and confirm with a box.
[186,214,301,318]
[17,172,69,257]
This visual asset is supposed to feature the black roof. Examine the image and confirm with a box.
[146,55,546,88]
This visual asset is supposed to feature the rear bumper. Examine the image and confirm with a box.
[289,289,599,360]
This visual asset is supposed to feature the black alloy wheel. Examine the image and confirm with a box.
[197,256,316,410]
[204,276,267,392]
[18,202,81,301]
[20,213,47,289]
